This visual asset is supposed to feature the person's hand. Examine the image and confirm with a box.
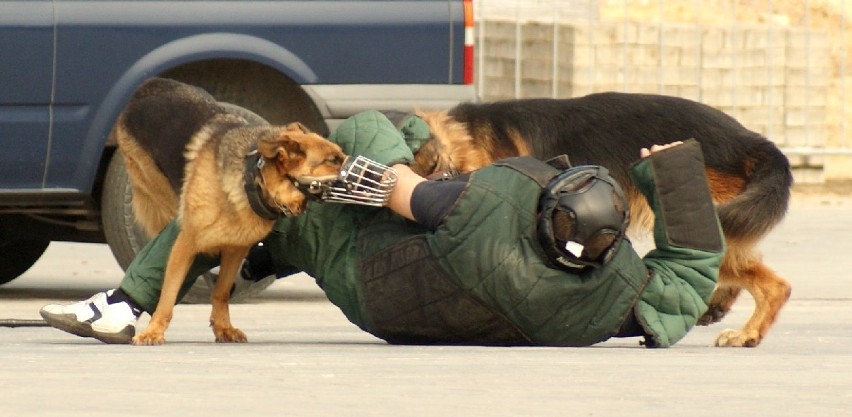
[640,141,684,158]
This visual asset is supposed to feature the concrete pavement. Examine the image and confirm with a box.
[1,190,850,417]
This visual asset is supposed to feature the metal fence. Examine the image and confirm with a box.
[473,0,852,182]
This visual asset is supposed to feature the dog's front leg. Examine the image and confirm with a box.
[209,247,250,343]
[133,231,197,345]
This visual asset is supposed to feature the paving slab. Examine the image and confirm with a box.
[1,191,850,417]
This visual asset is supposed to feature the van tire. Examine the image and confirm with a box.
[0,239,50,285]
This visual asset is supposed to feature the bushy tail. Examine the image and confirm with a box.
[716,141,793,243]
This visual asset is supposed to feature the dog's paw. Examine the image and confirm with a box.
[132,332,166,346]
[697,305,729,326]
[714,329,760,347]
[214,327,247,343]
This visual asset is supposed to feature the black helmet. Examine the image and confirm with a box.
[537,165,629,272]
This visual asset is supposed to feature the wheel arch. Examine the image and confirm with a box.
[86,33,326,153]
[89,33,329,203]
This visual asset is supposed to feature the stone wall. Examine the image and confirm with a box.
[476,20,834,182]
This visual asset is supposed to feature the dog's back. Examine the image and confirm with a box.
[120,78,251,191]
[448,93,794,244]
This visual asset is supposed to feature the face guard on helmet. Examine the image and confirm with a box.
[537,165,629,272]
[303,155,398,207]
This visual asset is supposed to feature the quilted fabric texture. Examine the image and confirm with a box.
[425,164,650,347]
[328,110,414,166]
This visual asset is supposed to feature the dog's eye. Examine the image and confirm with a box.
[328,155,344,165]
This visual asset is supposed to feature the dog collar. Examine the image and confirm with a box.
[243,149,294,219]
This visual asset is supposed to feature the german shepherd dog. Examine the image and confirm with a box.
[413,93,793,347]
[118,78,345,345]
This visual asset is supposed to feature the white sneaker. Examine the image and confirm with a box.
[39,290,138,344]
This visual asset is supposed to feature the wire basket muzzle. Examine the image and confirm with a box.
[323,155,398,206]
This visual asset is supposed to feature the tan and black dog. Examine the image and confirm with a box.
[117,77,345,345]
[414,93,794,347]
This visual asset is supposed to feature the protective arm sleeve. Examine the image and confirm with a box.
[628,139,725,348]
[328,110,414,166]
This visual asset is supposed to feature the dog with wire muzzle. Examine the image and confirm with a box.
[118,78,395,345]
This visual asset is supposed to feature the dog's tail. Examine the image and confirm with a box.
[715,139,793,245]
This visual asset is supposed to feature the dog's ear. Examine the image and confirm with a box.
[257,132,304,164]
[284,122,311,134]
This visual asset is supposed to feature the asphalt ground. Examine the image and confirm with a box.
[1,190,850,417]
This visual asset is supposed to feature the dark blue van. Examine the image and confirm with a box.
[0,0,475,285]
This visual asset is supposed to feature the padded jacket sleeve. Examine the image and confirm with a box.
[328,110,414,167]
[628,140,726,348]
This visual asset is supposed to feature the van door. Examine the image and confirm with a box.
[0,0,54,189]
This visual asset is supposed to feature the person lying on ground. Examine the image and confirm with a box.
[41,110,724,348]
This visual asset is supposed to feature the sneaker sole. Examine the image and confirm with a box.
[39,310,94,339]
[92,325,135,345]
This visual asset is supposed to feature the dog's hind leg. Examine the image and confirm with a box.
[209,246,249,343]
[132,231,197,346]
[698,242,747,326]
[712,252,792,347]
[119,146,179,237]
[697,286,741,326]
